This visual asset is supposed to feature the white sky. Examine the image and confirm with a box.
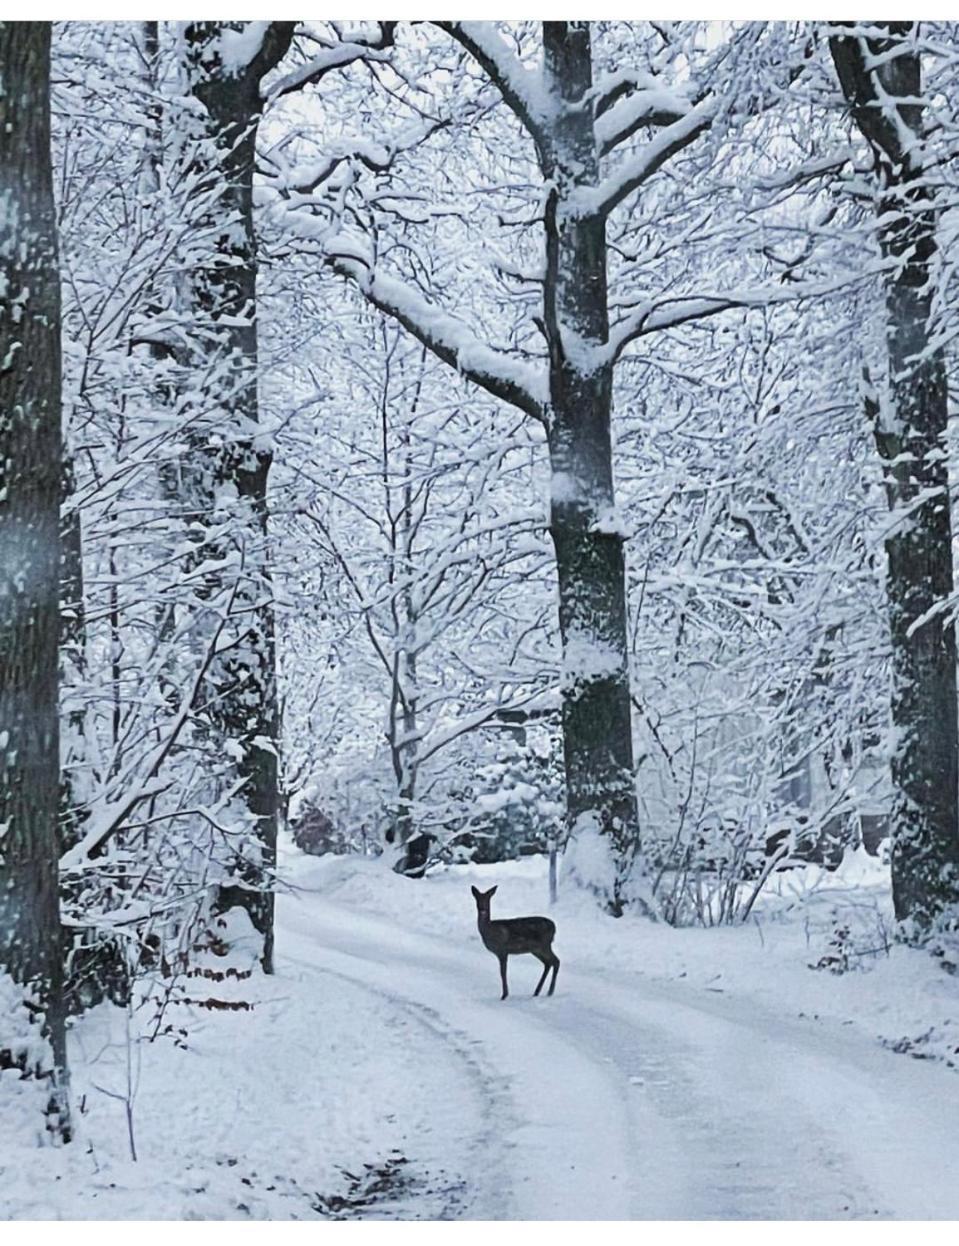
[33,4,959,22]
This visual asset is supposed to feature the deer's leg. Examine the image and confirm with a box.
[548,953,560,996]
[498,954,509,1001]
[533,953,551,997]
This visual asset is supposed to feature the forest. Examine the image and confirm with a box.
[2,17,959,1222]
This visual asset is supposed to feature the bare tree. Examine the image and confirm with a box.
[278,21,820,912]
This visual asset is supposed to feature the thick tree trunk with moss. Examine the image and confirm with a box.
[183,22,295,972]
[0,20,71,1140]
[542,23,643,915]
[831,23,959,934]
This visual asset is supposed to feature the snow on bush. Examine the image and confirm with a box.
[0,971,50,1073]
[0,972,55,1151]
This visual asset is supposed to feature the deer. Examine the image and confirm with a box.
[471,884,560,1001]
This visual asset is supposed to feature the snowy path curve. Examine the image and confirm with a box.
[278,890,959,1220]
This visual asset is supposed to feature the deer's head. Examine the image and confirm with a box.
[471,884,497,919]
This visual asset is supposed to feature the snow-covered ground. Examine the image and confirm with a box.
[2,843,958,1219]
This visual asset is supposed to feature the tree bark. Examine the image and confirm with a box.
[831,23,959,933]
[0,19,72,1140]
[542,22,643,915]
[183,22,295,972]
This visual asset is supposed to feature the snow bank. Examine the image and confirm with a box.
[1,896,474,1220]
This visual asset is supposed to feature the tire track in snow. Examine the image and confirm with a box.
[279,946,512,1219]
[551,979,883,1219]
[279,898,641,1219]
[279,888,959,1220]
[587,969,959,1219]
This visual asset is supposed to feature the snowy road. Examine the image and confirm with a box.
[278,888,959,1220]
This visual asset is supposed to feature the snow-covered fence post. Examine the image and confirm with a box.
[548,834,559,906]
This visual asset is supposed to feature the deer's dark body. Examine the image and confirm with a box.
[471,885,560,1000]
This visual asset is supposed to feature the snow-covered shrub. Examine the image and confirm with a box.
[882,1023,959,1071]
[290,802,354,856]
[649,810,863,927]
[443,740,564,865]
[0,972,51,1078]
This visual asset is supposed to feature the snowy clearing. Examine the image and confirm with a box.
[3,845,957,1221]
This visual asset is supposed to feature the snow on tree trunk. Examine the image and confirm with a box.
[831,23,959,935]
[183,21,295,972]
[542,22,644,916]
[0,19,72,1140]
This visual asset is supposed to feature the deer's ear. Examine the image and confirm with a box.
[471,885,481,899]
[487,885,497,897]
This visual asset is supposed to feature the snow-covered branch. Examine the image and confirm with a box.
[321,237,547,422]
[593,71,694,155]
[436,21,550,161]
[272,118,450,197]
[415,691,552,767]
[266,23,396,102]
[60,581,242,871]
[575,97,717,219]
[608,273,864,362]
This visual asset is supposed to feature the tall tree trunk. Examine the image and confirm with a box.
[831,23,959,934]
[183,22,295,972]
[542,22,643,915]
[0,20,72,1140]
